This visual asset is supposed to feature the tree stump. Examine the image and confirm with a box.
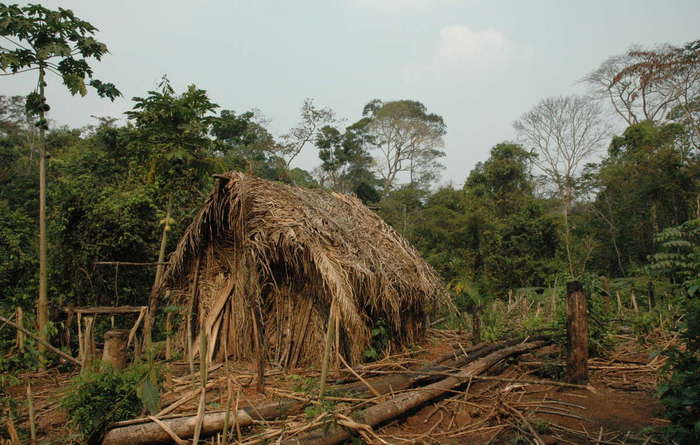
[102,329,130,369]
[565,281,588,384]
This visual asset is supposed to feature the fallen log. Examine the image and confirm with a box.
[102,335,551,445]
[101,399,303,445]
[282,340,547,445]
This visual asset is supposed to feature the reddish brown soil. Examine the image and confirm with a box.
[6,331,668,445]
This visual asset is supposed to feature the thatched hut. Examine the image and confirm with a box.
[161,172,449,367]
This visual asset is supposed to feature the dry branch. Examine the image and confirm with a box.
[282,340,547,445]
[0,315,80,365]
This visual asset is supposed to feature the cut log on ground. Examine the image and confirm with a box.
[282,340,547,445]
[101,400,304,445]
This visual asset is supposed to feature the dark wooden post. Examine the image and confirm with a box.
[472,307,482,344]
[601,276,612,311]
[565,281,588,384]
[647,281,656,309]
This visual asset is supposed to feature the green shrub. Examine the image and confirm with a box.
[657,297,700,444]
[363,318,390,361]
[60,362,161,441]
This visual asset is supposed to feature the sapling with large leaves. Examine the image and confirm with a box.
[0,3,120,366]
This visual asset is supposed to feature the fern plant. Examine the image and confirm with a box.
[647,218,700,287]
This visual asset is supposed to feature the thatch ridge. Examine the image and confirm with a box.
[162,171,450,365]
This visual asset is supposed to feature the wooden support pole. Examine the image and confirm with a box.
[565,281,588,384]
[616,291,622,314]
[319,299,337,398]
[630,291,639,313]
[647,281,656,309]
[15,307,24,350]
[64,306,73,352]
[165,311,172,361]
[83,316,96,369]
[251,305,265,394]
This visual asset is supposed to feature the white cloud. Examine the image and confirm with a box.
[431,24,512,71]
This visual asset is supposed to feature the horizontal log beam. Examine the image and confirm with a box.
[63,306,147,314]
[93,261,169,266]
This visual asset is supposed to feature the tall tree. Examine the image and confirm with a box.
[0,4,120,365]
[613,40,700,149]
[588,120,699,276]
[585,40,700,148]
[584,50,675,126]
[315,121,379,200]
[360,99,446,196]
[125,76,219,347]
[514,95,610,277]
[278,98,336,170]
[212,109,284,180]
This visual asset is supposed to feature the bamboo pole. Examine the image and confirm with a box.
[319,299,337,398]
[192,330,208,445]
[27,383,36,445]
[144,195,172,349]
[251,305,265,394]
[186,256,201,375]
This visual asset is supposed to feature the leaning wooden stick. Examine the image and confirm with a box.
[337,353,381,398]
[0,315,80,365]
[319,299,337,398]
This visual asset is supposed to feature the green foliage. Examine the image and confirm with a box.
[0,3,120,126]
[363,319,390,361]
[589,121,698,277]
[412,143,560,294]
[286,373,318,394]
[647,219,700,286]
[60,362,162,440]
[315,122,378,198]
[657,299,700,444]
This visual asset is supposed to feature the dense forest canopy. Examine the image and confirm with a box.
[1,34,698,322]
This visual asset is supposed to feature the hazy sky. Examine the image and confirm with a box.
[4,0,699,186]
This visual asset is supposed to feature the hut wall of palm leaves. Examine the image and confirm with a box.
[161,172,450,367]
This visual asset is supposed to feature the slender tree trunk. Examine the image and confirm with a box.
[143,195,172,349]
[37,66,48,369]
[562,186,575,278]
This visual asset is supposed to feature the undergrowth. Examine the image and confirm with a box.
[60,360,162,442]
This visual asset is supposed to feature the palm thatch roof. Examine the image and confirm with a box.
[162,171,449,366]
